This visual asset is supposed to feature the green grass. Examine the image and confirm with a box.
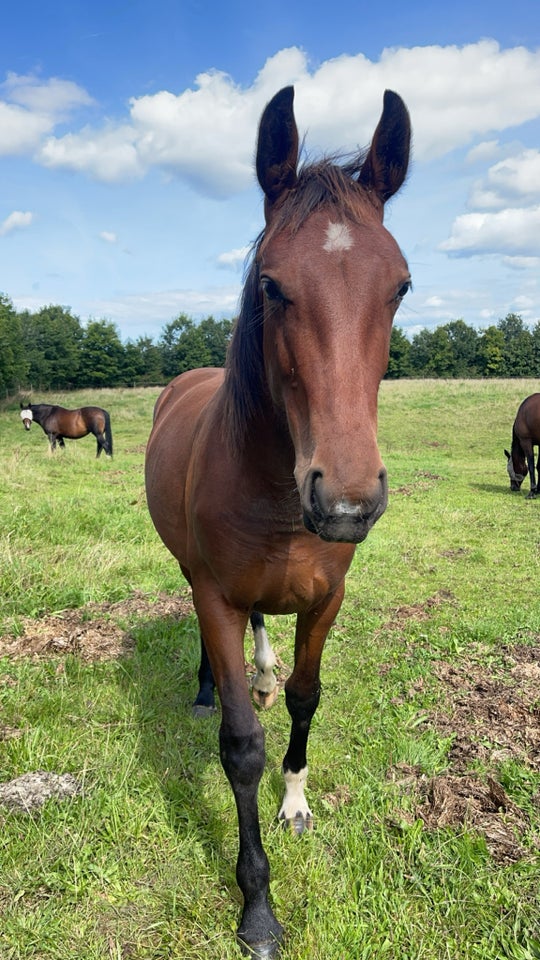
[0,381,539,959]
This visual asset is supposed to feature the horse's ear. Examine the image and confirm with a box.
[504,449,511,460]
[256,86,299,208]
[358,90,411,204]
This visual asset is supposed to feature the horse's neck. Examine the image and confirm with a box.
[222,398,296,486]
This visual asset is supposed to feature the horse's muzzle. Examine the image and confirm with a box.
[301,468,388,543]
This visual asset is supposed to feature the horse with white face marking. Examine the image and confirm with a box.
[145,85,411,957]
[20,402,113,456]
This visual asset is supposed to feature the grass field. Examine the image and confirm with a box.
[1,380,539,959]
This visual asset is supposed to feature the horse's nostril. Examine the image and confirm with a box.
[308,470,325,519]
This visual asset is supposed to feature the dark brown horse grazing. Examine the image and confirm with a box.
[20,402,113,457]
[145,86,411,957]
[505,393,540,498]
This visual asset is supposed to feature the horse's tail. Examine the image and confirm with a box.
[103,409,113,456]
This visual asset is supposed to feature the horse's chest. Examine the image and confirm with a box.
[196,512,353,613]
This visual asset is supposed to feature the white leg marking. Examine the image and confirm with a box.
[252,622,277,696]
[278,766,312,823]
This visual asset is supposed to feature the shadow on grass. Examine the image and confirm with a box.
[470,481,523,495]
[117,611,243,888]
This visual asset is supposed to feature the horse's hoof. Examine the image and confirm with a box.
[191,703,217,718]
[526,491,537,499]
[237,936,282,958]
[280,811,314,835]
[252,685,279,710]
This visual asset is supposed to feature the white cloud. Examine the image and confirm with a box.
[216,246,251,270]
[2,71,93,114]
[85,285,242,336]
[466,140,501,164]
[0,210,33,236]
[39,123,143,182]
[469,149,540,209]
[11,40,540,194]
[440,205,540,258]
[0,72,93,155]
[99,231,118,244]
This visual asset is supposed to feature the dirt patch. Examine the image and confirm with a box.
[388,641,540,862]
[382,590,455,631]
[391,471,445,497]
[0,591,194,661]
[431,646,540,771]
[388,767,531,862]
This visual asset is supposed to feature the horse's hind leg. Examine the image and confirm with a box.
[192,635,217,717]
[250,612,278,709]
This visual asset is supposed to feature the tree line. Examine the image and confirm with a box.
[0,294,233,394]
[2,291,540,396]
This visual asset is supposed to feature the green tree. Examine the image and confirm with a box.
[442,319,479,377]
[409,328,435,376]
[198,317,234,366]
[159,314,193,378]
[0,293,28,394]
[21,304,83,389]
[77,319,125,387]
[386,326,411,378]
[159,314,232,376]
[122,336,164,385]
[477,325,505,377]
[530,320,540,377]
[497,313,534,376]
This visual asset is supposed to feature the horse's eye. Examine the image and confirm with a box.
[396,279,412,302]
[261,276,287,303]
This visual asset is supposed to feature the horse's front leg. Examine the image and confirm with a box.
[526,452,537,498]
[194,589,283,957]
[280,585,345,834]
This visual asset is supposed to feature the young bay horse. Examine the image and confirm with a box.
[505,392,540,498]
[20,402,113,457]
[145,86,411,956]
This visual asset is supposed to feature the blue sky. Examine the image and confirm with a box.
[2,0,540,342]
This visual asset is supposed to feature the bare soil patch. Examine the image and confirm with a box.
[0,592,194,662]
[388,640,540,862]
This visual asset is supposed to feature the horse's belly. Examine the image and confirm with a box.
[145,369,224,564]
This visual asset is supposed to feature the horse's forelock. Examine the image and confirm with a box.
[261,157,374,247]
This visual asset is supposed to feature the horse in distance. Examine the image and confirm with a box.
[505,392,540,497]
[20,402,113,457]
[145,85,411,957]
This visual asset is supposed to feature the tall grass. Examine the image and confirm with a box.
[0,381,539,959]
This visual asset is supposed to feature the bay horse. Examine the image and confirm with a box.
[145,85,411,957]
[505,393,540,498]
[20,402,113,457]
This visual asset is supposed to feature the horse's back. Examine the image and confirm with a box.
[145,367,224,558]
[515,393,540,441]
